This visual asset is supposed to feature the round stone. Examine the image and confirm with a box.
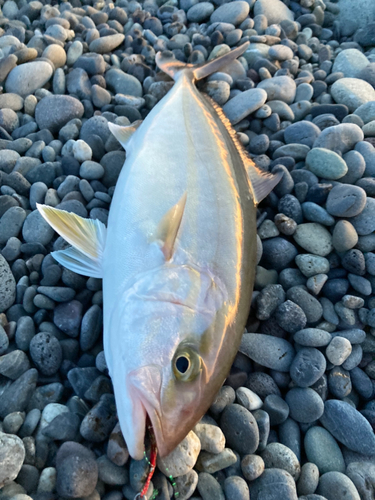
[293,223,333,257]
[295,254,330,278]
[220,404,259,455]
[317,472,361,500]
[210,1,250,26]
[157,431,200,477]
[29,332,62,376]
[89,34,125,54]
[254,0,294,25]
[326,184,367,217]
[5,61,53,98]
[320,400,375,455]
[350,198,375,235]
[187,2,214,22]
[222,88,267,125]
[332,220,358,252]
[285,388,324,423]
[306,148,348,180]
[241,454,265,481]
[22,210,55,246]
[260,443,301,481]
[258,76,297,104]
[293,328,332,347]
[250,468,298,500]
[313,123,364,155]
[35,95,84,134]
[332,49,370,78]
[42,44,66,69]
[290,348,326,388]
[304,427,345,474]
[297,462,319,497]
[284,121,321,148]
[331,78,375,112]
[56,441,98,498]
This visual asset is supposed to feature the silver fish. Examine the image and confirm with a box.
[37,42,281,461]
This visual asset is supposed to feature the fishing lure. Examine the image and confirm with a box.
[37,42,281,489]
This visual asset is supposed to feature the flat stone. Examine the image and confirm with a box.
[313,123,364,154]
[89,34,125,54]
[105,68,143,97]
[354,101,375,124]
[326,184,367,217]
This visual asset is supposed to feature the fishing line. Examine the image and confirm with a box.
[134,418,180,500]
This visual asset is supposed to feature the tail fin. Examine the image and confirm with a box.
[155,42,249,82]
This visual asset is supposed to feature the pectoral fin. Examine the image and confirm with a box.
[37,204,106,277]
[154,192,187,261]
[246,161,283,204]
[108,121,142,150]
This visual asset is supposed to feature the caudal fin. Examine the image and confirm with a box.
[155,42,249,82]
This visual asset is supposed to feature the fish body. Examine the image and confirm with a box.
[37,43,281,460]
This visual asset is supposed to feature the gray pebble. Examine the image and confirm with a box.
[220,404,259,455]
[297,462,319,496]
[275,300,307,333]
[290,348,326,387]
[285,387,324,423]
[250,468,298,500]
[198,472,225,500]
[317,471,361,500]
[304,426,345,474]
[29,332,62,376]
[320,400,375,455]
[239,333,295,372]
[260,442,301,481]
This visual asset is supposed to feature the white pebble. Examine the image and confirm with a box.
[326,336,352,366]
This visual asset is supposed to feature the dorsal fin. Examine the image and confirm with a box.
[36,204,106,277]
[154,192,187,261]
[108,121,142,150]
[201,94,283,204]
[155,42,249,82]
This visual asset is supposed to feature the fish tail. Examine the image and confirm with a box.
[155,42,249,82]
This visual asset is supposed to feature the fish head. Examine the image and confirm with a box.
[108,262,232,459]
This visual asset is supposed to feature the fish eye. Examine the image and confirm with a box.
[172,345,202,382]
[175,356,190,374]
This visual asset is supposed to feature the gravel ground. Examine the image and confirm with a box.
[0,0,375,499]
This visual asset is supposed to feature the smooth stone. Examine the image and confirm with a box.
[332,220,358,252]
[331,78,375,112]
[293,223,333,257]
[304,426,345,474]
[222,88,267,125]
[210,1,250,26]
[224,476,250,500]
[35,95,84,134]
[293,328,332,347]
[56,441,98,498]
[260,443,300,481]
[241,454,265,481]
[258,76,296,104]
[196,448,237,474]
[254,0,294,25]
[89,34,125,54]
[346,461,375,500]
[285,388,324,423]
[5,61,53,98]
[220,404,259,455]
[157,431,200,477]
[239,333,295,372]
[284,121,320,148]
[326,184,366,217]
[320,400,375,455]
[187,3,214,22]
[354,101,375,124]
[297,463,319,497]
[313,123,364,154]
[306,148,348,180]
[351,198,375,235]
[289,347,326,387]
[198,472,225,500]
[250,468,298,500]
[332,49,369,78]
[317,472,360,500]
[105,68,143,97]
[295,255,330,278]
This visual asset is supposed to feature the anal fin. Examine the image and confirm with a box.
[108,121,142,150]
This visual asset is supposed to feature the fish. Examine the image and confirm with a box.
[37,42,282,462]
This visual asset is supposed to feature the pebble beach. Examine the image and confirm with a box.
[0,0,375,499]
